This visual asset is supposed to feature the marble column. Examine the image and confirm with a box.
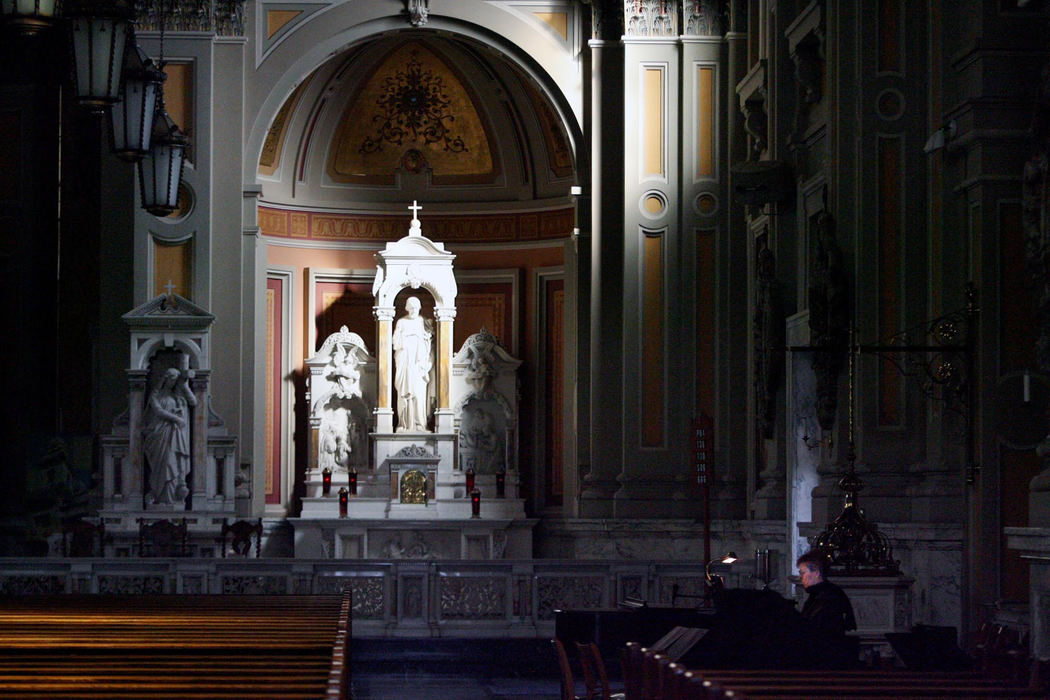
[434,309,455,433]
[580,30,625,518]
[190,371,211,504]
[374,308,394,434]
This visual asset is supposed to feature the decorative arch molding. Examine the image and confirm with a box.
[244,11,584,187]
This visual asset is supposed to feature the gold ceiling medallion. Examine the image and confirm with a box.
[359,52,468,156]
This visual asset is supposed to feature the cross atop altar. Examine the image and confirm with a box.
[407,199,423,235]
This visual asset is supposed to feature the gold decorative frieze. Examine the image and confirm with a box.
[257,206,574,244]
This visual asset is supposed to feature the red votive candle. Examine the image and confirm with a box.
[465,468,475,493]
[470,488,481,518]
[348,470,358,496]
[338,487,348,517]
[322,468,332,496]
[496,471,506,498]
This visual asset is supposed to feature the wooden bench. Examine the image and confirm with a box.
[624,641,1045,700]
[0,592,351,699]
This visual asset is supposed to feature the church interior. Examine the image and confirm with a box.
[2,0,1050,696]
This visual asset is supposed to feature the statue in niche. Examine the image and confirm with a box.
[314,336,369,471]
[319,409,351,472]
[754,245,785,439]
[393,296,434,432]
[459,405,504,474]
[465,338,497,393]
[809,211,850,431]
[327,344,361,399]
[143,366,197,505]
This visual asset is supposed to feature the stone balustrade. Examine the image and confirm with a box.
[0,558,714,638]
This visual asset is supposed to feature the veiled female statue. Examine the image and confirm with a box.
[143,366,197,504]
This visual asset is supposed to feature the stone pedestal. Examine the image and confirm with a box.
[290,518,535,559]
[790,574,914,659]
[1005,526,1050,661]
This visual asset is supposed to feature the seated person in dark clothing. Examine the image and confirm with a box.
[796,549,858,668]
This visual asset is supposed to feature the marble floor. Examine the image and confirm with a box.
[350,638,600,700]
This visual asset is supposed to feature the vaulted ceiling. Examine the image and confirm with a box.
[257,31,575,215]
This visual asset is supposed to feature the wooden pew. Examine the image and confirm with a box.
[0,592,351,699]
[628,642,1045,700]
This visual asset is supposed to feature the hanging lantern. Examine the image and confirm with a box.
[67,0,134,112]
[138,106,188,216]
[0,0,59,35]
[111,36,164,162]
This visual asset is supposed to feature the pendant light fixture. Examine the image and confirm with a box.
[137,0,189,216]
[111,32,164,162]
[138,106,188,216]
[0,0,59,35]
[67,0,135,112]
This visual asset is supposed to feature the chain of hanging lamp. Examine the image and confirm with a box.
[814,327,901,575]
[136,0,189,217]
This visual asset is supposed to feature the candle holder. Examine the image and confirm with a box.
[348,469,358,496]
[470,488,481,518]
[338,487,348,517]
[321,468,332,496]
[495,471,506,498]
[465,468,475,493]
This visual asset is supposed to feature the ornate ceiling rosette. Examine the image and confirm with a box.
[359,50,468,156]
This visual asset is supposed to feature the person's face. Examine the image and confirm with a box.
[798,562,823,588]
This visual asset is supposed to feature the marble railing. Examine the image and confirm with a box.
[0,558,712,638]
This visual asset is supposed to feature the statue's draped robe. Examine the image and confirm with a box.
[393,314,432,431]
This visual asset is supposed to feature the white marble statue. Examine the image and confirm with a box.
[327,344,361,399]
[392,296,433,432]
[143,366,197,504]
[319,408,352,472]
[465,338,497,393]
[459,404,505,474]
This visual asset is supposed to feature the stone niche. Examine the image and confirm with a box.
[98,292,239,557]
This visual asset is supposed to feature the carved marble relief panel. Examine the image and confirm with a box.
[536,575,605,619]
[439,575,507,619]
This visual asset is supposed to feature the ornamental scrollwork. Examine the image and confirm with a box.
[98,575,165,594]
[220,575,288,594]
[537,575,605,619]
[133,0,245,36]
[395,444,433,458]
[359,52,468,156]
[0,575,65,595]
[440,576,506,619]
[625,0,675,37]
[684,0,726,36]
